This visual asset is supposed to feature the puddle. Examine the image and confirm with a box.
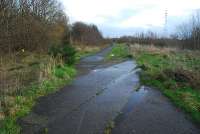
[113,86,148,126]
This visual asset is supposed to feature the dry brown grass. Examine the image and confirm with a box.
[0,52,64,121]
[131,44,200,70]
[75,44,101,52]
[130,44,200,90]
[74,43,109,53]
[130,43,200,57]
[0,53,64,95]
[130,43,178,54]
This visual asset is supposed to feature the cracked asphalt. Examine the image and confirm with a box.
[19,46,200,134]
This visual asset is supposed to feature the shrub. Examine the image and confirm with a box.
[61,45,76,65]
[49,44,76,65]
[49,45,60,57]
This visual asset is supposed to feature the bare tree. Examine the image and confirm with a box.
[177,10,200,50]
[0,0,70,53]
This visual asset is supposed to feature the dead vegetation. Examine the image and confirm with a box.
[163,69,200,90]
[0,52,63,120]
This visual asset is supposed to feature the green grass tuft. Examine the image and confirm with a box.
[107,44,130,60]
[54,65,76,79]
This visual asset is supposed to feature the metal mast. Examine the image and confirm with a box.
[164,9,168,36]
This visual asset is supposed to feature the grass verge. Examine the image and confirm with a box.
[106,43,132,60]
[0,55,76,134]
[130,44,200,124]
[0,44,102,133]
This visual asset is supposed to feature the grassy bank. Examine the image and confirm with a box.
[108,43,200,124]
[130,44,200,123]
[0,44,104,133]
[0,53,76,134]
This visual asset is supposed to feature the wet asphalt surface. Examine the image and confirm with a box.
[19,46,200,134]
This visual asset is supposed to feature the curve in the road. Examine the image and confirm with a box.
[19,46,200,134]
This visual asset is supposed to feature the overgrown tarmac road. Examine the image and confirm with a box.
[19,46,200,134]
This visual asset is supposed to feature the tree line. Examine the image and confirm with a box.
[115,32,181,48]
[0,0,103,54]
[115,10,200,50]
[71,22,103,46]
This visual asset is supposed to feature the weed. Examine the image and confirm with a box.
[0,54,77,134]
[44,128,48,134]
[131,44,200,123]
[54,65,76,79]
[104,121,115,134]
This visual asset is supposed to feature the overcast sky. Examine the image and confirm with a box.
[60,0,200,37]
